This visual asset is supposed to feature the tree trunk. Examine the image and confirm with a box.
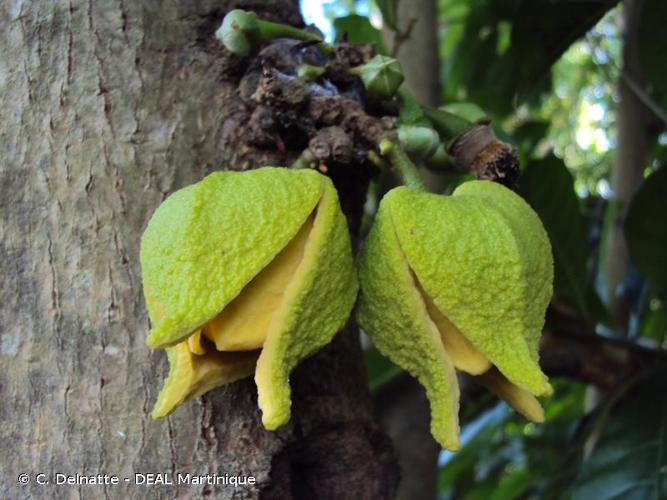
[0,1,396,498]
[602,0,650,331]
[383,0,444,196]
[384,0,441,107]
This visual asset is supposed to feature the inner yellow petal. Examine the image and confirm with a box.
[414,276,492,375]
[202,212,315,351]
[187,329,206,355]
[475,367,545,423]
[152,340,259,418]
[406,270,544,424]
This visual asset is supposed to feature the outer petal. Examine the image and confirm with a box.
[357,193,460,450]
[387,186,551,396]
[255,177,358,430]
[141,168,324,348]
[453,181,553,367]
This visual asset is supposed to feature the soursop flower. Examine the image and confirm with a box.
[141,167,357,430]
[357,180,553,450]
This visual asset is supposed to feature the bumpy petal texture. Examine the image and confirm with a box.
[141,168,323,348]
[357,198,460,450]
[255,178,358,430]
[453,181,553,369]
[386,183,553,397]
[143,168,358,425]
[358,181,554,448]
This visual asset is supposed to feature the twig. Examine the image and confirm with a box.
[390,17,417,57]
[540,304,666,389]
[620,69,667,127]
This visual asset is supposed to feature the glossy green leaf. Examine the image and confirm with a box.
[375,0,399,30]
[638,0,667,107]
[364,346,402,392]
[625,167,667,293]
[572,366,667,499]
[441,0,618,114]
[333,15,387,54]
[519,155,606,322]
[508,0,619,103]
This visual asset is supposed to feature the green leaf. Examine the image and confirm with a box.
[508,0,619,103]
[513,120,550,158]
[333,15,387,54]
[638,298,667,342]
[518,155,605,322]
[438,378,586,497]
[375,0,399,30]
[625,167,667,294]
[364,346,402,391]
[638,0,667,107]
[572,365,667,499]
[441,0,618,115]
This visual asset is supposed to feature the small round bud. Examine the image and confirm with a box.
[398,125,440,161]
[216,10,328,57]
[424,144,455,171]
[349,55,405,100]
[216,9,260,56]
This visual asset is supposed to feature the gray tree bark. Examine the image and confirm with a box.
[383,0,445,196]
[0,1,396,498]
[384,0,441,107]
[602,0,650,330]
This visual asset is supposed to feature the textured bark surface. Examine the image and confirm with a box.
[0,1,396,498]
[383,0,440,107]
[602,0,650,329]
[383,0,446,196]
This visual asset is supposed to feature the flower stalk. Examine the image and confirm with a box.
[379,138,426,192]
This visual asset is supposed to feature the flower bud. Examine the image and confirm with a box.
[357,181,553,450]
[216,9,261,56]
[349,55,404,100]
[398,125,440,161]
[216,9,326,57]
[141,168,358,430]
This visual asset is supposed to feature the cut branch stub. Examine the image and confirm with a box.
[448,122,520,187]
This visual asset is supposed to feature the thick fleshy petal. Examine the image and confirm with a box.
[141,168,323,348]
[255,178,358,430]
[358,197,460,451]
[151,341,258,418]
[386,185,552,397]
[145,169,358,426]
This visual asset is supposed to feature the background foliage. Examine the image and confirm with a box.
[303,0,667,497]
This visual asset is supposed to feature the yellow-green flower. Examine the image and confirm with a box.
[357,180,553,450]
[141,167,357,430]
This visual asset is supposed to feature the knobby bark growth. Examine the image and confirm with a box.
[0,1,397,498]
